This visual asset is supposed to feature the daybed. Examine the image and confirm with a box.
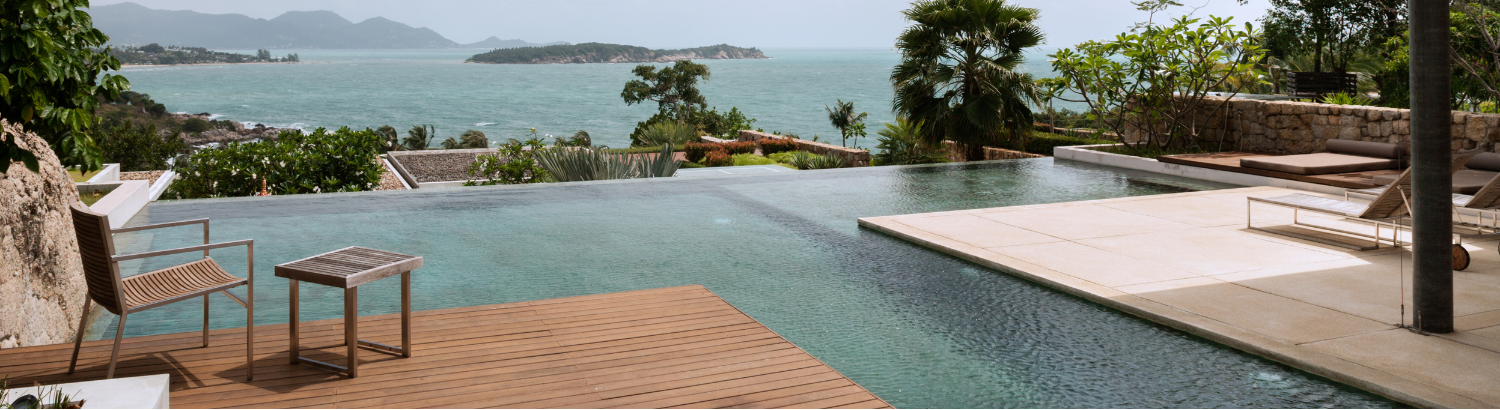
[1239,139,1404,175]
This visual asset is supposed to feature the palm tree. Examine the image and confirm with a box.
[891,0,1044,160]
[403,125,435,151]
[825,99,869,147]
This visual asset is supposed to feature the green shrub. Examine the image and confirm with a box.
[703,151,732,167]
[872,118,948,166]
[603,144,683,155]
[787,151,845,170]
[182,118,211,133]
[731,153,776,166]
[168,127,384,199]
[767,151,798,164]
[636,121,700,147]
[97,119,186,171]
[758,138,799,155]
[721,141,756,155]
[679,161,706,168]
[467,138,550,185]
[684,142,723,162]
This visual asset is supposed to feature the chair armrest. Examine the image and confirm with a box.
[111,218,210,233]
[112,239,253,262]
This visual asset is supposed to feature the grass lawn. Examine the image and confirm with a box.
[79,190,107,206]
[68,168,99,182]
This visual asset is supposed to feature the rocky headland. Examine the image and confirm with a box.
[467,43,768,65]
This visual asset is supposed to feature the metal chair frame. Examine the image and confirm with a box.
[65,203,255,380]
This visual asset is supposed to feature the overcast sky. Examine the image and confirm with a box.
[91,0,1272,49]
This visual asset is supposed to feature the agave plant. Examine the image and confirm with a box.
[787,151,845,170]
[636,122,699,146]
[1318,92,1375,106]
[535,144,681,182]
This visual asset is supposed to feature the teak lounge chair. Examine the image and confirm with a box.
[66,203,256,380]
[1247,166,1416,251]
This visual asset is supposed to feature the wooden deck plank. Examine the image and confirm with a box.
[0,286,889,409]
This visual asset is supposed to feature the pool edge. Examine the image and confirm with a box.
[857,203,1481,409]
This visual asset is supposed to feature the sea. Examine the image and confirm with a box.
[115,48,1071,149]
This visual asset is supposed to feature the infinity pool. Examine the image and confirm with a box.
[105,159,1397,408]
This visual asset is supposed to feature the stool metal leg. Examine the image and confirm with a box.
[402,271,412,358]
[289,279,299,364]
[345,287,358,378]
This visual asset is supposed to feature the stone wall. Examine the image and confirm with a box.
[738,130,871,166]
[0,120,87,349]
[983,147,1046,160]
[1126,97,1500,154]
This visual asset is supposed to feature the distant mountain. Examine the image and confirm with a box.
[90,2,560,49]
[468,43,768,64]
[465,36,569,49]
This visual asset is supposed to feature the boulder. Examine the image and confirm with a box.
[0,120,87,349]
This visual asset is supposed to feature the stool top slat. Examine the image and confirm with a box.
[275,246,423,288]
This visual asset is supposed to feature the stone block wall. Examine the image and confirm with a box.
[1124,97,1500,154]
[0,120,88,349]
[738,130,871,166]
[983,147,1045,160]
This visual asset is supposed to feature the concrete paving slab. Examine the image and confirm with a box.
[974,204,1196,240]
[895,213,1063,248]
[1306,329,1500,405]
[1078,227,1349,275]
[1116,277,1394,344]
[987,241,1201,287]
[860,186,1500,408]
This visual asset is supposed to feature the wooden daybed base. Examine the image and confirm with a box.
[1158,152,1400,189]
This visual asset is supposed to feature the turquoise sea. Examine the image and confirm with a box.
[115,48,1067,148]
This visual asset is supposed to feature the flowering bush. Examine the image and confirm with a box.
[167,127,385,199]
[721,141,756,155]
[683,142,724,162]
[703,150,733,167]
[757,138,799,155]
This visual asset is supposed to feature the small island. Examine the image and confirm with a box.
[110,43,300,65]
[466,43,767,64]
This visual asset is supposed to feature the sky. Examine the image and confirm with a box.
[90,0,1272,49]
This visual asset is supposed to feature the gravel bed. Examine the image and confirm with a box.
[388,149,494,183]
[119,170,165,185]
[376,160,407,190]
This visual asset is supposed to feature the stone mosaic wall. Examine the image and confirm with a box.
[983,147,1045,160]
[1124,97,1500,154]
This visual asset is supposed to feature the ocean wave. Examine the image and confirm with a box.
[474,122,496,126]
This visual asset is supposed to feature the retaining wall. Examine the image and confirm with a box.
[738,130,870,166]
[1128,97,1500,154]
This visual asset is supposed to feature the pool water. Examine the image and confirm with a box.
[105,159,1399,408]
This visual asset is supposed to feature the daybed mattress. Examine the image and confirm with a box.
[1239,153,1398,175]
[1372,169,1499,194]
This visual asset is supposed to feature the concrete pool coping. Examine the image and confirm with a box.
[859,186,1500,408]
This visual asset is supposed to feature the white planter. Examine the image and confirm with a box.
[78,180,151,228]
[147,170,178,201]
[5,374,169,409]
[86,163,120,183]
[1053,144,1348,195]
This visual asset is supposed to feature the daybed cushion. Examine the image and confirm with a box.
[1325,139,1404,160]
[1466,152,1500,172]
[1372,169,1500,194]
[1240,153,1399,175]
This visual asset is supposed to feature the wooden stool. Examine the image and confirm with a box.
[275,247,423,378]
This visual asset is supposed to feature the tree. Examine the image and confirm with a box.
[1451,1,1500,104]
[460,130,487,148]
[96,119,185,171]
[0,0,130,174]
[873,117,948,166]
[403,125,434,150]
[376,125,399,152]
[825,100,869,148]
[257,49,271,60]
[1260,0,1404,74]
[621,60,711,124]
[891,0,1043,160]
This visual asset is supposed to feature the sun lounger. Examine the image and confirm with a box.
[1247,166,1413,251]
[1240,139,1404,175]
[1368,152,1500,194]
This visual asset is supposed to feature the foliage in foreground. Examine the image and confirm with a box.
[466,138,550,185]
[167,127,384,199]
[0,0,130,173]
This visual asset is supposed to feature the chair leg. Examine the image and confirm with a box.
[246,290,254,382]
[107,313,127,379]
[203,295,211,347]
[67,300,93,375]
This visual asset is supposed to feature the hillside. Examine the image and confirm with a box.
[467,43,768,64]
[90,2,561,49]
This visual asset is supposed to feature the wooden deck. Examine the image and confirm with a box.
[0,285,892,409]
[1157,151,1399,189]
